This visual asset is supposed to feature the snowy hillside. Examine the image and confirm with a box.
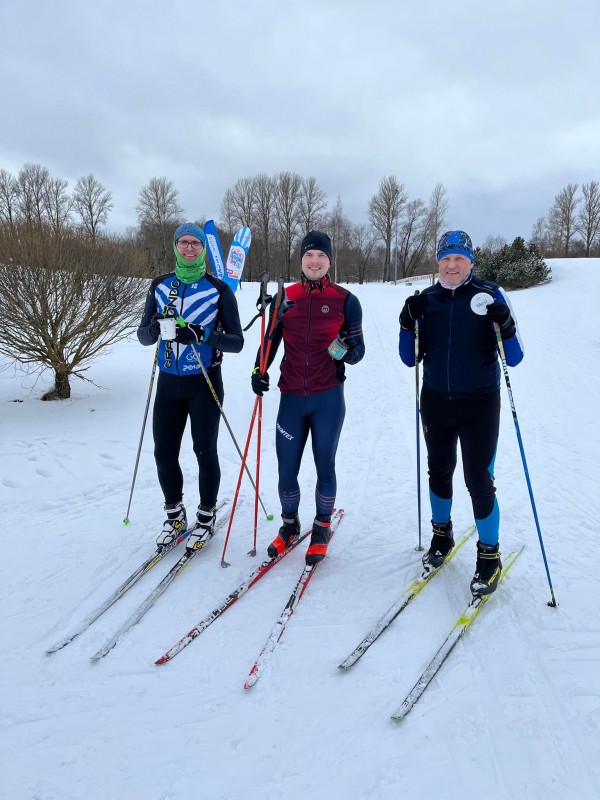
[1,259,599,800]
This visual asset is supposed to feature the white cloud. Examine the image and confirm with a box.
[1,0,599,241]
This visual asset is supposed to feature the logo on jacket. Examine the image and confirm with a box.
[471,292,493,316]
[321,305,330,313]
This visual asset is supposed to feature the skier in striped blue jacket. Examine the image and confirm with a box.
[137,223,243,551]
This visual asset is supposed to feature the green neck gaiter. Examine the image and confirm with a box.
[173,243,207,284]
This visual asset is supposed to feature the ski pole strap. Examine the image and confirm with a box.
[243,271,272,331]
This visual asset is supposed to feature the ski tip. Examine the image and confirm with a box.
[90,650,106,662]
[155,655,168,665]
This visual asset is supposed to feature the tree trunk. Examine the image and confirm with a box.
[42,369,71,400]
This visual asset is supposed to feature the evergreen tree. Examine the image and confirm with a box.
[474,237,551,289]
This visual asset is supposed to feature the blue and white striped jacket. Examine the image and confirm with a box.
[137,273,243,375]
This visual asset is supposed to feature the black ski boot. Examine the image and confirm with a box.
[470,541,502,598]
[186,505,216,551]
[306,514,332,565]
[157,501,187,548]
[268,513,301,559]
[422,521,454,572]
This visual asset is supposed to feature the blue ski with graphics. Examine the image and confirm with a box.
[204,220,251,293]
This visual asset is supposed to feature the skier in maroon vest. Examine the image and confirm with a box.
[251,231,365,564]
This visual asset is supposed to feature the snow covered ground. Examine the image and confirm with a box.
[2,259,599,800]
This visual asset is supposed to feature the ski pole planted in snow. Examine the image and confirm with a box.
[493,321,557,607]
[414,290,423,551]
[183,331,272,523]
[123,342,159,524]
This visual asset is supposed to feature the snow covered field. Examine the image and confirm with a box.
[2,259,599,800]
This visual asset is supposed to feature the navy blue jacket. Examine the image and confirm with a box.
[137,273,243,375]
[399,272,524,396]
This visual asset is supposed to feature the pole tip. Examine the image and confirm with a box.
[267,514,274,521]
[123,518,130,525]
[221,560,230,568]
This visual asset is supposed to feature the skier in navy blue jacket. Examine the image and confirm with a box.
[137,223,243,550]
[399,230,524,597]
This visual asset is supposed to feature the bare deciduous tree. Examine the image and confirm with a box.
[137,177,183,272]
[481,235,508,252]
[16,163,50,227]
[274,171,302,281]
[220,178,255,232]
[397,199,430,279]
[44,177,72,236]
[530,216,549,253]
[351,223,377,284]
[0,226,145,399]
[327,196,354,283]
[299,176,328,234]
[252,173,276,273]
[73,174,113,241]
[0,169,19,226]
[547,182,580,256]
[368,176,406,282]
[576,180,600,257]
[426,183,449,282]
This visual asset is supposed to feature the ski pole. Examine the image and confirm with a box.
[220,274,273,566]
[219,395,262,567]
[494,323,558,607]
[187,342,271,520]
[414,291,423,551]
[123,343,159,524]
[220,278,293,566]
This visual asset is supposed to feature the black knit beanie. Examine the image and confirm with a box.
[300,230,332,263]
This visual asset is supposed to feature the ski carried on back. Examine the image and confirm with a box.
[204,220,251,293]
[45,501,224,655]
[90,509,229,661]
[155,509,340,665]
[338,525,476,670]
[244,509,345,689]
[390,545,524,721]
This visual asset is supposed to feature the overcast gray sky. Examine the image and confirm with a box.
[1,0,598,244]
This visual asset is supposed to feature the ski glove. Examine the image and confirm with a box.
[342,340,362,365]
[251,368,269,396]
[399,294,427,330]
[486,301,516,338]
[175,323,207,345]
[149,311,163,337]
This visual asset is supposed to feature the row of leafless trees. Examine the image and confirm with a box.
[220,172,450,283]
[531,181,600,257]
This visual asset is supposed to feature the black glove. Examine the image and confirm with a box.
[340,336,361,365]
[175,323,205,345]
[149,311,163,336]
[486,301,515,338]
[399,294,427,330]
[251,369,269,396]
[343,345,361,365]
